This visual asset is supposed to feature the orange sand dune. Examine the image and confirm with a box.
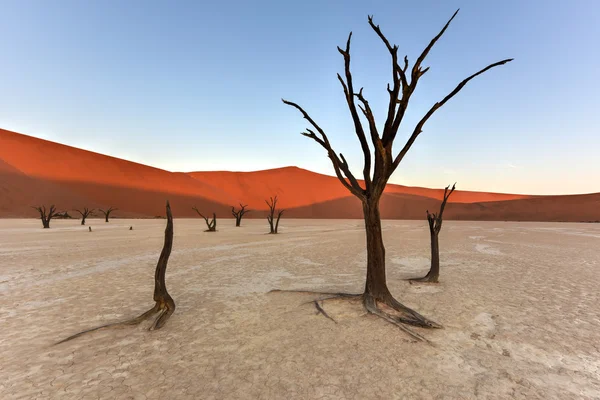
[1,128,598,221]
[187,167,532,209]
[286,192,600,222]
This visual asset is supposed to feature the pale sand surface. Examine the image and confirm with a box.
[0,218,599,399]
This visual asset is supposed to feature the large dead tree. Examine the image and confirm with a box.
[75,208,94,225]
[410,183,456,284]
[99,207,117,222]
[56,201,176,344]
[193,207,217,232]
[266,196,284,234]
[280,10,511,340]
[32,205,59,229]
[231,204,250,227]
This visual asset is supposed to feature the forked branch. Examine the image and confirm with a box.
[281,99,366,200]
[193,207,217,232]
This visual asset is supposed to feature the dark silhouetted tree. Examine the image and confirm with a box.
[266,196,284,234]
[410,183,456,284]
[75,208,94,225]
[280,10,511,340]
[55,211,73,219]
[57,201,176,344]
[32,205,59,228]
[231,204,250,227]
[193,207,217,232]
[99,207,117,222]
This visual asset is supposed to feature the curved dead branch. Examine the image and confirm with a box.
[56,201,176,344]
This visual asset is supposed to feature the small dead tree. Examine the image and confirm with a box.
[410,183,456,283]
[99,207,117,222]
[279,10,511,341]
[231,204,250,227]
[32,205,59,229]
[55,211,73,219]
[193,207,217,232]
[56,201,176,344]
[266,196,284,234]
[75,208,94,225]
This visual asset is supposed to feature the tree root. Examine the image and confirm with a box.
[270,289,442,342]
[407,275,439,284]
[55,302,174,345]
[314,300,337,323]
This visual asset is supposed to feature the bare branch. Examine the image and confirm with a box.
[337,32,372,191]
[392,58,513,173]
[282,99,366,199]
[411,9,460,82]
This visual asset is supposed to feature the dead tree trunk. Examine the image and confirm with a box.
[75,208,94,225]
[193,207,217,232]
[99,207,117,222]
[266,196,284,234]
[281,10,511,340]
[410,183,456,283]
[56,201,176,344]
[32,205,58,229]
[231,204,250,227]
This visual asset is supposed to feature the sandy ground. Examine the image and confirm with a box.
[0,218,599,400]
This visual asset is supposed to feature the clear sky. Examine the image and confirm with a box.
[1,0,598,195]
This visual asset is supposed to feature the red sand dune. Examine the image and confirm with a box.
[1,128,599,221]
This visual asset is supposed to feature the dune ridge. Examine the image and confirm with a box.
[1,128,599,221]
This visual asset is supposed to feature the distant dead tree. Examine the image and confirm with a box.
[193,207,217,232]
[279,10,511,340]
[99,207,117,222]
[55,211,73,219]
[266,196,284,234]
[32,205,59,229]
[410,183,456,284]
[56,201,176,344]
[231,204,250,227]
[75,208,94,225]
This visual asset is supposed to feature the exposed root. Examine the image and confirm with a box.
[55,305,159,344]
[271,288,441,343]
[314,301,337,323]
[363,296,430,343]
[407,275,439,284]
[269,289,361,298]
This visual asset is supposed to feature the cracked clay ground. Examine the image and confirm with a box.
[1,218,599,399]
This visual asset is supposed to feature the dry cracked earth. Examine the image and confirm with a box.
[1,218,599,399]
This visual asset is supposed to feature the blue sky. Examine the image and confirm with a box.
[0,0,598,195]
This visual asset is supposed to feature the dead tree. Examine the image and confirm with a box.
[55,211,73,219]
[75,208,94,225]
[192,207,217,232]
[99,207,117,222]
[231,204,250,227]
[280,10,511,340]
[56,201,176,344]
[31,205,59,228]
[410,183,456,283]
[266,196,284,234]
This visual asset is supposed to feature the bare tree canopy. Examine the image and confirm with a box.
[31,205,59,229]
[281,10,512,340]
[99,207,117,223]
[75,208,94,225]
[266,196,284,234]
[231,204,250,227]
